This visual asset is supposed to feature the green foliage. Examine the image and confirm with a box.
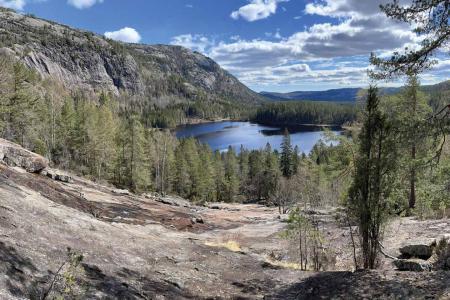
[280,129,294,178]
[253,101,357,127]
[348,86,398,269]
[42,248,85,300]
[282,208,326,271]
[0,57,40,145]
[434,238,450,270]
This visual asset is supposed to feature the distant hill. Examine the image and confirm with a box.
[260,88,362,102]
[260,81,449,103]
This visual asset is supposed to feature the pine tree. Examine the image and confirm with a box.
[114,115,148,192]
[247,150,265,200]
[197,143,215,202]
[87,98,118,180]
[3,61,39,145]
[128,116,149,192]
[292,145,300,174]
[173,140,191,198]
[238,145,249,195]
[223,146,239,202]
[348,86,397,269]
[280,128,293,177]
[262,143,280,199]
[402,75,432,210]
[213,150,226,202]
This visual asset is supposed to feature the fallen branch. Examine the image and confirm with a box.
[378,241,398,260]
[41,261,66,300]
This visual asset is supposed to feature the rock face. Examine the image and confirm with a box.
[394,259,432,272]
[156,195,191,208]
[0,8,263,107]
[0,138,48,173]
[42,168,73,183]
[400,244,434,259]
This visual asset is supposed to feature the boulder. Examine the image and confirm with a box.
[191,217,204,224]
[0,138,48,173]
[399,244,434,259]
[112,189,131,196]
[42,168,73,183]
[394,259,432,272]
[156,196,190,208]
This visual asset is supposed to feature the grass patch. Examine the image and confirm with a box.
[205,240,242,252]
[264,258,301,270]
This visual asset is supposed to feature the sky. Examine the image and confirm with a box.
[1,0,449,92]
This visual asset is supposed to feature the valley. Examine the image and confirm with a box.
[0,1,449,299]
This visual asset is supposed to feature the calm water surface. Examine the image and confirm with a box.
[175,121,341,154]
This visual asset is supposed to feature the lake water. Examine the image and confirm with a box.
[175,121,341,154]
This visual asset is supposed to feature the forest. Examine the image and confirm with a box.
[252,101,357,126]
[1,53,448,215]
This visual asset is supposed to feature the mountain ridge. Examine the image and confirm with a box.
[261,81,449,103]
[0,8,263,108]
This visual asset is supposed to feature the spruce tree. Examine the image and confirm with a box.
[402,75,432,210]
[348,86,397,269]
[280,128,293,177]
[223,146,239,202]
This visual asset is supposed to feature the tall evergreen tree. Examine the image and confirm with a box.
[223,146,240,202]
[280,128,294,177]
[401,75,432,210]
[263,143,280,199]
[349,86,397,269]
[2,61,39,145]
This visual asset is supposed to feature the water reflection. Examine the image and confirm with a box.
[175,121,342,154]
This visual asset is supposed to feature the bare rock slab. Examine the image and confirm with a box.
[0,138,48,173]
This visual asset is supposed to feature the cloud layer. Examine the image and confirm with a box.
[173,0,446,90]
[231,0,286,22]
[67,0,103,9]
[0,0,26,10]
[105,27,141,43]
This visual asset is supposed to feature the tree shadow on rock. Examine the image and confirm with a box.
[82,264,194,299]
[268,270,450,300]
[0,241,47,298]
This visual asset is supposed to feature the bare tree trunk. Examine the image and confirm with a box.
[409,144,416,209]
[346,210,359,270]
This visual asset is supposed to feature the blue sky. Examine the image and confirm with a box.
[2,0,449,92]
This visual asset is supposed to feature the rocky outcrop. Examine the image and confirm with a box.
[41,168,73,183]
[0,8,263,107]
[156,195,191,208]
[394,259,432,272]
[400,244,434,260]
[0,138,48,173]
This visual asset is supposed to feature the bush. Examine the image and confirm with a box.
[434,238,450,270]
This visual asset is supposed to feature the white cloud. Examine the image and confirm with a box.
[231,0,287,22]
[172,0,448,89]
[0,0,26,10]
[171,34,214,53]
[104,27,141,43]
[67,0,103,9]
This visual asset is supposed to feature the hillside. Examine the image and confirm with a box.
[260,88,362,102]
[1,139,449,299]
[261,81,449,103]
[0,8,263,109]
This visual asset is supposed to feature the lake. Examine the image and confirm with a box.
[175,121,342,154]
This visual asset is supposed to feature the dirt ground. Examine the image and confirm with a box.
[0,163,449,299]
